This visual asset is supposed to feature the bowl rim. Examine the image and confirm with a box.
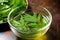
[8,6,52,32]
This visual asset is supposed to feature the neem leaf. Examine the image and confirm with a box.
[23,14,33,22]
[19,0,27,6]
[11,20,21,27]
[19,16,30,32]
[37,13,41,21]
[11,11,48,33]
[0,4,9,10]
[20,16,25,25]
[38,17,48,28]
[0,0,8,3]
[14,0,27,9]
[23,13,37,22]
[8,0,15,6]
[11,20,25,31]
[28,23,38,28]
[0,20,3,24]
[0,0,27,23]
[42,17,48,24]
[11,15,29,32]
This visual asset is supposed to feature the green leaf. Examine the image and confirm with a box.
[0,0,8,3]
[19,16,30,32]
[11,12,48,34]
[0,0,27,23]
[42,17,48,24]
[20,16,25,26]
[23,13,37,22]
[28,23,38,28]
[11,20,21,27]
[37,14,41,21]
[38,17,48,28]
[0,20,3,24]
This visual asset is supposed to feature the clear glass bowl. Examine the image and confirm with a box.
[8,6,52,40]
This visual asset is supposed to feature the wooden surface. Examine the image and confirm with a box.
[0,0,60,40]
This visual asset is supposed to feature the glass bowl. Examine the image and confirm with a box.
[8,6,52,40]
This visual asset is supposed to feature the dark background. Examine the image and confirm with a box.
[28,0,60,40]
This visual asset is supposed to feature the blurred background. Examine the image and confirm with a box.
[27,0,60,40]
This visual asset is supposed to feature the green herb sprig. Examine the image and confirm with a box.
[11,13,48,34]
[0,0,27,24]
